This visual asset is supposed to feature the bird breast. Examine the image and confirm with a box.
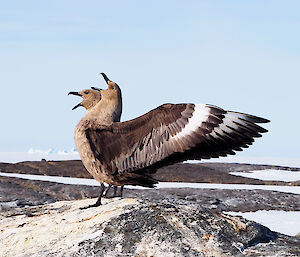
[74,120,116,185]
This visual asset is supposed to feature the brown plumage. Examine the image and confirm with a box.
[69,73,270,208]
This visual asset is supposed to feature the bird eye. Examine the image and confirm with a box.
[84,91,89,94]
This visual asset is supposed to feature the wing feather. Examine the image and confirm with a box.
[85,103,269,180]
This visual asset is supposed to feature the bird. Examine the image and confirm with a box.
[69,73,269,208]
[68,79,122,199]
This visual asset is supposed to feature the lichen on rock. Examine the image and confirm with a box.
[1,198,299,257]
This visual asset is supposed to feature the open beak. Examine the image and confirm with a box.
[68,91,82,110]
[68,91,81,96]
[71,103,82,110]
[91,87,102,91]
[100,73,111,84]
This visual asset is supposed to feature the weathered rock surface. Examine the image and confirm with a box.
[1,161,299,185]
[1,161,300,256]
[1,160,299,213]
[1,176,300,214]
[1,198,299,257]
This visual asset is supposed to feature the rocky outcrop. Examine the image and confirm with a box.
[1,175,300,213]
[1,161,300,256]
[1,161,299,185]
[1,198,299,257]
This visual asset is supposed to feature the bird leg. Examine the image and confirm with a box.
[103,184,112,197]
[113,186,118,196]
[111,185,123,197]
[119,185,124,197]
[103,185,124,198]
[80,183,105,209]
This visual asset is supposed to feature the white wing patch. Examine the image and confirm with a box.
[211,113,237,137]
[171,104,210,141]
[210,111,257,142]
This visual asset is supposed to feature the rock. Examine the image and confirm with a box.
[0,201,18,211]
[1,161,300,256]
[0,176,99,208]
[1,175,300,213]
[1,198,299,257]
[1,161,299,185]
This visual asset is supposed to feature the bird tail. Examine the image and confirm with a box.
[116,172,158,188]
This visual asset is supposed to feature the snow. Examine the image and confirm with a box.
[1,171,299,238]
[230,169,300,182]
[1,172,300,195]
[225,210,300,236]
[155,182,300,194]
[186,156,300,168]
[0,172,98,186]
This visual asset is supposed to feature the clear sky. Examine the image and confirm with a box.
[1,1,299,158]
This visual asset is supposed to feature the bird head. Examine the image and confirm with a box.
[68,89,101,110]
[99,73,122,100]
[68,73,122,120]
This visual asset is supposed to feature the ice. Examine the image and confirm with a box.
[226,210,300,236]
[1,171,299,237]
[230,169,300,182]
[186,156,300,169]
[1,172,300,194]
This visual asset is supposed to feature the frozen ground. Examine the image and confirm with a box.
[1,171,300,237]
[226,210,300,236]
[1,171,300,194]
[188,156,300,168]
[1,150,300,238]
[230,169,300,182]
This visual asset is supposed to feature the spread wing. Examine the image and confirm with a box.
[85,103,269,177]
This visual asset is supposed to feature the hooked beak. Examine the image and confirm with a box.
[68,91,83,110]
[68,91,82,96]
[91,86,102,91]
[100,73,111,84]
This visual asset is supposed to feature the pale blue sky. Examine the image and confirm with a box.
[1,1,299,158]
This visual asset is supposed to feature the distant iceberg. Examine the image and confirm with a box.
[58,147,78,155]
[0,148,80,163]
[27,147,78,155]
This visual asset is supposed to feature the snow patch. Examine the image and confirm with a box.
[225,210,300,237]
[186,156,300,168]
[230,169,300,182]
[1,172,300,195]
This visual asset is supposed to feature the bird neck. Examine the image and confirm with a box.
[84,96,122,124]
